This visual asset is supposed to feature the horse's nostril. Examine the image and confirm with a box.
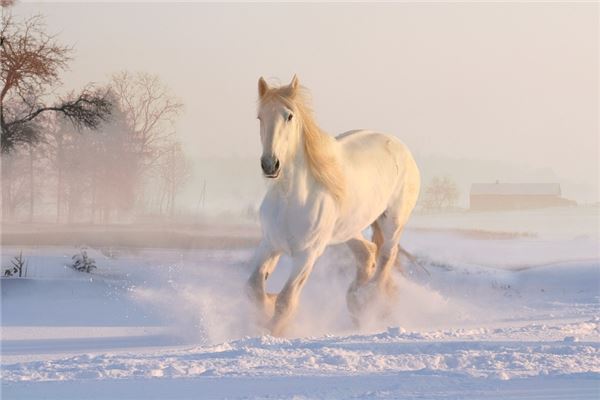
[261,156,279,176]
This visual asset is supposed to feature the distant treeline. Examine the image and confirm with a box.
[1,13,189,223]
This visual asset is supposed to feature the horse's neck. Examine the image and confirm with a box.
[284,144,311,195]
[272,131,316,203]
[272,118,343,204]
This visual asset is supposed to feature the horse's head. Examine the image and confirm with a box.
[256,75,302,179]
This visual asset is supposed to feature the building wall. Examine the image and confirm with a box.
[469,195,575,211]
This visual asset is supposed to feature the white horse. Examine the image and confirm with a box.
[246,75,420,336]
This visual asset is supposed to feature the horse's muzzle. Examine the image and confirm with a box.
[261,155,280,178]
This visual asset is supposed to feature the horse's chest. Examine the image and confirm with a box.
[260,192,335,254]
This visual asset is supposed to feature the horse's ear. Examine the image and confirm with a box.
[290,74,300,92]
[258,77,269,98]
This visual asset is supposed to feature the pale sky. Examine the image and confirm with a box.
[9,2,599,207]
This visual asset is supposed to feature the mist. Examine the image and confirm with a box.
[4,2,597,221]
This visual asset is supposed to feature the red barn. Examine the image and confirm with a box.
[470,182,575,211]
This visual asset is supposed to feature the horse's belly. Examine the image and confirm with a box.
[331,181,393,243]
[330,195,388,244]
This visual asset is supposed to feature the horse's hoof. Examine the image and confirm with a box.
[346,282,376,322]
[379,277,399,299]
[347,277,399,326]
[268,319,288,337]
[258,293,277,324]
[249,292,278,329]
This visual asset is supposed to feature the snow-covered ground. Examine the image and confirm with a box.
[1,208,599,399]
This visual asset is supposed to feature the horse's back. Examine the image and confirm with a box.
[337,129,407,152]
[336,129,417,175]
[335,129,370,141]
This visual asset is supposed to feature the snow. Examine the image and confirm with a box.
[1,209,599,399]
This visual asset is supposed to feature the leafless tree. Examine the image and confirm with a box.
[1,0,16,8]
[0,14,111,152]
[421,176,460,211]
[84,103,139,223]
[1,115,50,221]
[1,146,29,219]
[157,142,191,217]
[110,71,183,168]
[44,99,138,224]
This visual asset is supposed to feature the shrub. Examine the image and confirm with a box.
[70,249,97,273]
[3,252,28,278]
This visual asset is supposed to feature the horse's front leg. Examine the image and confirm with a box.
[269,250,318,336]
[246,241,281,325]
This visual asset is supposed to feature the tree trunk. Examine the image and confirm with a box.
[90,169,97,224]
[1,156,12,221]
[28,144,34,222]
[169,178,176,218]
[56,145,63,224]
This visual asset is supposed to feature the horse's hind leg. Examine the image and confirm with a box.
[345,235,377,322]
[371,220,384,258]
[373,229,402,297]
[347,236,378,287]
[372,208,412,297]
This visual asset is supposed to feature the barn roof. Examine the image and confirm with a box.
[471,183,561,196]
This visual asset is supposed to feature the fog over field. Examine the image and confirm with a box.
[6,2,598,216]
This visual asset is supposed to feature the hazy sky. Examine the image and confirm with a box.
[10,2,599,206]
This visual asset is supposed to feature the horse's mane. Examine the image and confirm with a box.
[260,86,345,203]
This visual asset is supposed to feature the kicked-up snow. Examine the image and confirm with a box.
[1,210,599,399]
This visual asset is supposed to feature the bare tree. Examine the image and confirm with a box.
[44,98,138,224]
[1,117,49,221]
[421,176,460,211]
[1,146,29,219]
[0,14,111,152]
[110,71,183,168]
[84,102,139,223]
[157,142,191,217]
[1,0,16,8]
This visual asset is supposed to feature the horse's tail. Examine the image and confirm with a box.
[397,244,430,277]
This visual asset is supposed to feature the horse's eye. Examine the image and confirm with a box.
[287,113,293,122]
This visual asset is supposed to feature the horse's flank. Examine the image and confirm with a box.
[259,86,346,203]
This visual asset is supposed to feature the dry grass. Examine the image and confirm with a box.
[1,223,261,250]
[411,227,537,240]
